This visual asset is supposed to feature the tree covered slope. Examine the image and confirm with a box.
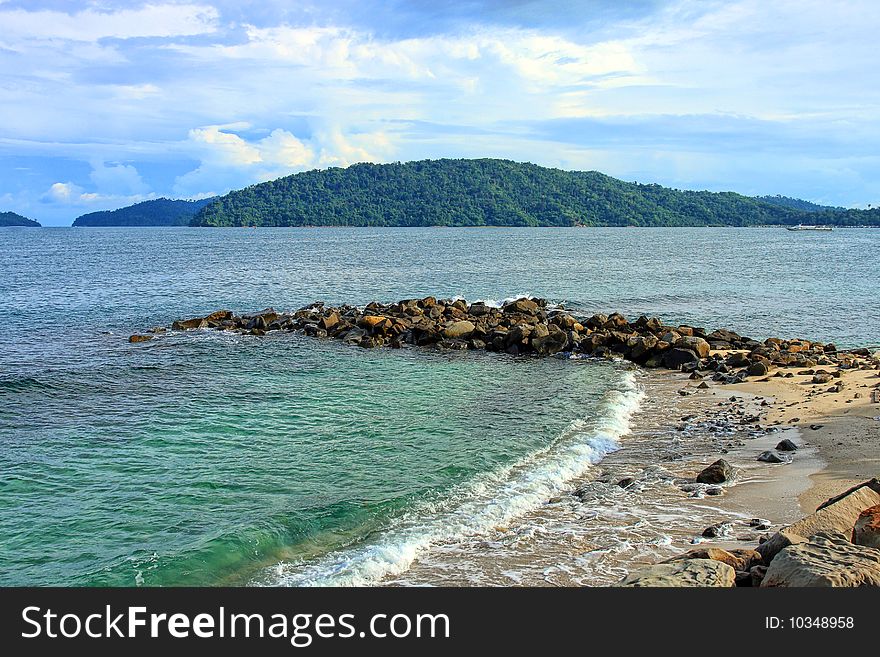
[0,211,41,227]
[73,198,214,227]
[190,158,878,228]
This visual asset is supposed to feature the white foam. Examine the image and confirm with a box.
[260,371,644,587]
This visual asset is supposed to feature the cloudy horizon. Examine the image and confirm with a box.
[2,0,878,225]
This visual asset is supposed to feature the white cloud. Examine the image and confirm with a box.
[173,124,394,197]
[89,161,150,196]
[0,4,219,43]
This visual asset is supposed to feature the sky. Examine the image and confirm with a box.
[1,1,878,225]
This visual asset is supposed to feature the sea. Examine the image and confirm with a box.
[1,226,877,586]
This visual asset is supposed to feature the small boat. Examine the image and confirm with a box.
[786,224,833,232]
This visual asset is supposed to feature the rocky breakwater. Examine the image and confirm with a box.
[622,479,880,587]
[131,297,880,382]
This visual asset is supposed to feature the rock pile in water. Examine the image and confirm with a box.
[134,297,879,382]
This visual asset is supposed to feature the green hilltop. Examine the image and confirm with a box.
[0,211,41,227]
[191,158,880,228]
[73,198,214,227]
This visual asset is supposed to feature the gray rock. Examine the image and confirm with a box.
[756,530,809,564]
[775,438,798,451]
[757,450,790,464]
[761,532,880,587]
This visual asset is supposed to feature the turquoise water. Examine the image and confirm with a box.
[1,227,877,586]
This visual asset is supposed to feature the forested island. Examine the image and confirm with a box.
[0,211,41,227]
[191,159,880,228]
[72,198,214,227]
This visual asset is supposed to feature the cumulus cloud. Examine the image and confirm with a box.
[172,124,393,197]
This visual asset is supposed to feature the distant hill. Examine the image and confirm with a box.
[754,195,837,213]
[73,198,215,227]
[191,158,880,228]
[0,211,41,227]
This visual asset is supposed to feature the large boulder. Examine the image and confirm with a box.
[853,505,880,549]
[442,320,476,339]
[788,485,880,539]
[675,336,711,358]
[696,459,735,484]
[761,532,880,587]
[620,559,736,587]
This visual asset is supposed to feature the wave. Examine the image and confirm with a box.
[259,370,644,587]
[0,376,58,393]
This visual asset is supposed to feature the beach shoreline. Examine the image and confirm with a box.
[148,297,880,586]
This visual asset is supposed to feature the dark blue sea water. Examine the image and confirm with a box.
[1,227,877,586]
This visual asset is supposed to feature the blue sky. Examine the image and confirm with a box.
[1,0,878,225]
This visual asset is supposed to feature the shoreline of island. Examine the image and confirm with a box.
[139,295,880,586]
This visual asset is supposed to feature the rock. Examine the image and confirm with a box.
[702,522,734,538]
[750,565,767,587]
[817,479,880,510]
[812,371,833,384]
[358,315,391,333]
[442,320,476,339]
[696,459,735,484]
[747,361,770,377]
[852,505,880,549]
[776,438,798,451]
[697,381,710,389]
[664,547,754,572]
[468,302,493,316]
[761,532,880,587]
[172,317,208,330]
[620,559,736,587]
[726,352,750,368]
[756,530,809,564]
[319,312,340,331]
[128,334,153,343]
[503,298,538,315]
[532,324,568,355]
[663,347,701,370]
[757,450,790,464]
[674,336,711,358]
[788,484,880,539]
[617,477,636,489]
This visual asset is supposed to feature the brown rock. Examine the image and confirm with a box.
[442,320,476,340]
[853,504,880,549]
[128,334,153,343]
[664,547,752,571]
[675,336,710,358]
[696,459,735,484]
